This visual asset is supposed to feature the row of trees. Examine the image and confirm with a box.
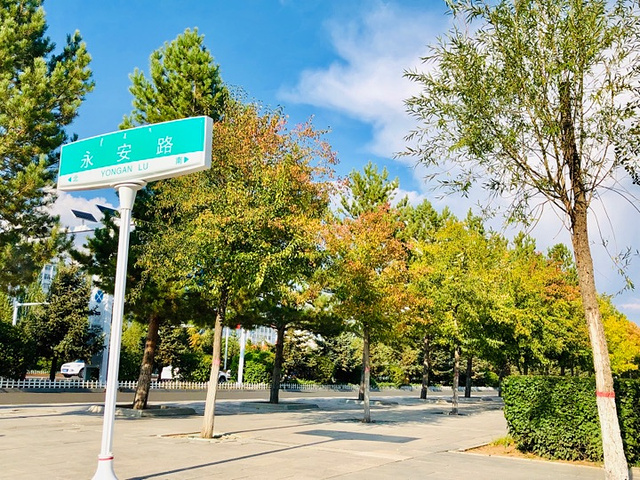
[403,0,640,476]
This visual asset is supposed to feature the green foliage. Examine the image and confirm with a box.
[118,322,145,380]
[121,27,226,127]
[616,379,640,464]
[480,370,500,388]
[502,376,602,461]
[600,297,640,377]
[0,0,93,290]
[282,331,333,383]
[371,342,420,386]
[502,376,640,465]
[321,332,362,384]
[243,360,272,384]
[184,353,213,382]
[22,265,102,377]
[340,161,400,219]
[0,320,32,379]
[229,347,274,383]
[155,325,190,369]
[405,0,640,225]
[118,346,143,381]
[0,290,12,322]
[142,98,333,315]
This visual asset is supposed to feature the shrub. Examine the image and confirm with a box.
[0,321,32,379]
[243,360,271,383]
[502,376,640,465]
[179,352,211,382]
[118,347,143,381]
[616,379,640,465]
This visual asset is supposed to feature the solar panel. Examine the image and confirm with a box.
[96,204,118,216]
[71,209,97,222]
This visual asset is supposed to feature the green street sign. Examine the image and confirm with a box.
[58,116,213,191]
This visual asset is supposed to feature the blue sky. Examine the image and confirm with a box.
[42,0,640,324]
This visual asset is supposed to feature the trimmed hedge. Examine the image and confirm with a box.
[617,379,640,464]
[502,376,640,465]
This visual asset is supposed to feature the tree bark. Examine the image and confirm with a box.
[420,335,430,400]
[358,347,365,401]
[270,323,286,404]
[49,353,57,381]
[464,355,472,398]
[362,328,371,423]
[201,288,227,439]
[450,345,459,415]
[497,363,508,397]
[561,81,628,479]
[132,313,160,409]
[571,204,628,479]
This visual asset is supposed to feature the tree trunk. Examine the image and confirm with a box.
[561,81,628,479]
[270,323,286,404]
[362,328,371,423]
[358,347,365,401]
[49,353,57,381]
[201,288,227,439]
[420,335,430,400]
[571,204,628,479]
[497,363,509,397]
[464,356,472,398]
[132,314,160,409]
[450,345,459,415]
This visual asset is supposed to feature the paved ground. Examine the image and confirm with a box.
[0,391,637,479]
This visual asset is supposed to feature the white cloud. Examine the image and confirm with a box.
[621,302,640,312]
[393,187,428,207]
[280,2,446,158]
[281,2,640,324]
[50,192,116,249]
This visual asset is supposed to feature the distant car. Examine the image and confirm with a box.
[61,360,85,378]
[218,370,230,383]
[160,365,175,381]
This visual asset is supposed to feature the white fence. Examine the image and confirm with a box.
[0,378,497,393]
[0,377,360,392]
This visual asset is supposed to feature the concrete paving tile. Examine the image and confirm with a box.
[2,394,637,480]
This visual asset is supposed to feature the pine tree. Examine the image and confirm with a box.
[340,161,399,219]
[119,28,226,410]
[23,264,101,380]
[0,0,93,290]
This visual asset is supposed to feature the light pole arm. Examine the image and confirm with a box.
[12,302,49,326]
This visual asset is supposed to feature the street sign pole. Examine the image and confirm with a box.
[57,116,212,480]
[92,181,145,480]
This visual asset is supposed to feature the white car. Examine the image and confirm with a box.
[61,360,86,378]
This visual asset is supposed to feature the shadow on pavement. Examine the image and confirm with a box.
[298,429,418,443]
[127,438,335,480]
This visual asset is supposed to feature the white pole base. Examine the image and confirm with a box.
[92,455,118,480]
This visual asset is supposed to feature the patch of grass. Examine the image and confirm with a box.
[491,435,515,448]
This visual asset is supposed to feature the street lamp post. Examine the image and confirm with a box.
[12,301,48,326]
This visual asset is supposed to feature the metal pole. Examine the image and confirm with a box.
[99,294,113,384]
[12,302,48,326]
[223,326,229,371]
[92,181,145,480]
[237,328,246,386]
